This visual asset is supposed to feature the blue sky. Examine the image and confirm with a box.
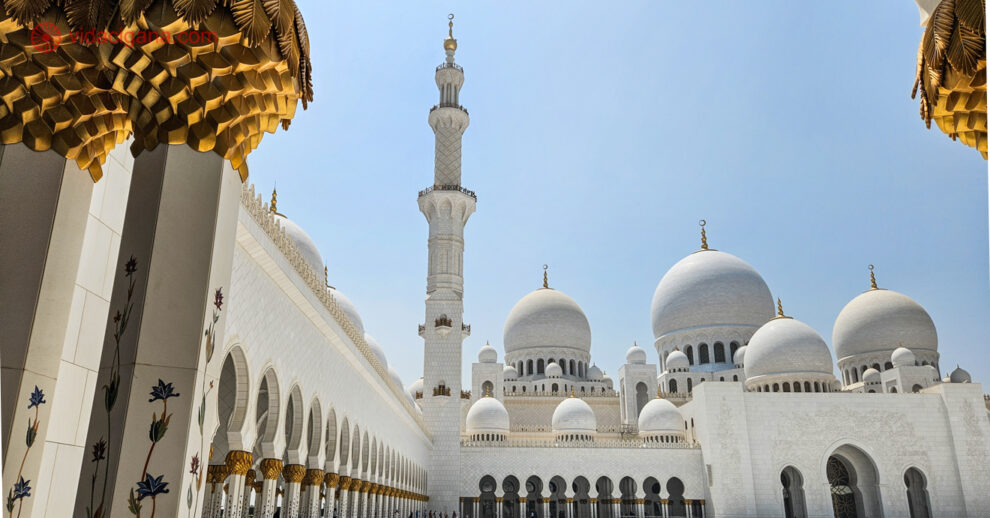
[246,1,989,388]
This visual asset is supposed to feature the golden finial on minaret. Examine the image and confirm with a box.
[543,264,549,289]
[444,13,457,52]
[869,264,878,290]
[699,219,709,250]
[776,298,784,317]
[270,187,285,217]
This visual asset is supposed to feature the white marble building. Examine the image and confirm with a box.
[2,16,989,518]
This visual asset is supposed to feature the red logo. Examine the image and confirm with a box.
[31,22,60,53]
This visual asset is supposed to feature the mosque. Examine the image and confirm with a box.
[0,6,988,518]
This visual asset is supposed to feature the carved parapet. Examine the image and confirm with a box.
[325,472,339,488]
[0,0,314,180]
[259,458,284,480]
[282,463,306,484]
[225,450,254,476]
[304,468,325,487]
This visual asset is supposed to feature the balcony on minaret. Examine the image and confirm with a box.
[435,314,453,336]
[462,322,471,338]
[433,384,451,397]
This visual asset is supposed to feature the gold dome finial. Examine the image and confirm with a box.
[484,384,492,398]
[869,264,878,290]
[270,186,285,217]
[699,219,709,250]
[776,298,784,317]
[543,264,549,289]
[570,386,575,398]
[444,14,457,52]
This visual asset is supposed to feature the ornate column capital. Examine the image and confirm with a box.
[684,499,693,505]
[225,450,254,476]
[340,476,352,490]
[361,480,373,493]
[245,469,257,485]
[260,458,284,480]
[254,481,264,493]
[304,469,326,487]
[542,498,551,504]
[634,499,645,504]
[660,499,669,505]
[325,473,339,488]
[283,464,307,483]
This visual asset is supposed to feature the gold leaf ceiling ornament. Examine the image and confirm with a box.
[912,0,987,159]
[0,0,314,181]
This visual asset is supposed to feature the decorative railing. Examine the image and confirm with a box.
[503,389,619,398]
[418,324,425,334]
[460,390,471,399]
[435,316,452,328]
[430,102,469,115]
[415,392,423,400]
[461,437,697,449]
[418,184,477,200]
[619,424,638,438]
[239,183,429,436]
[462,323,471,333]
[436,62,463,72]
[433,386,451,397]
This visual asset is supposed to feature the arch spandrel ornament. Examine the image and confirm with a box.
[0,0,314,180]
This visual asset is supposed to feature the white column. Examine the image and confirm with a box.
[243,471,256,518]
[660,500,668,518]
[1,145,94,518]
[259,459,283,518]
[73,145,242,517]
[225,451,253,518]
[339,479,352,518]
[283,464,306,517]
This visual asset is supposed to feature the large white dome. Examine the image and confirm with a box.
[551,397,597,433]
[504,288,591,356]
[274,214,323,276]
[651,250,775,340]
[744,317,834,381]
[832,288,937,361]
[465,396,510,434]
[637,398,684,435]
[329,287,365,336]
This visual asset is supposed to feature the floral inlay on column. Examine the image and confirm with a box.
[6,386,46,517]
[127,380,181,516]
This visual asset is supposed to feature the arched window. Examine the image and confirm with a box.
[782,382,791,392]
[527,360,534,376]
[551,383,558,393]
[793,382,801,392]
[780,466,806,518]
[570,360,576,376]
[714,342,726,363]
[772,383,780,392]
[733,375,738,382]
[884,361,893,370]
[730,341,739,360]
[852,370,859,383]
[537,359,545,374]
[686,346,694,365]
[904,468,931,518]
[912,384,923,393]
[669,379,677,393]
[522,386,526,393]
[482,380,494,395]
[871,363,880,371]
[687,378,693,393]
[804,382,811,392]
[699,343,710,364]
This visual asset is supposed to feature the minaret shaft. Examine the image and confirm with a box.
[418,16,473,512]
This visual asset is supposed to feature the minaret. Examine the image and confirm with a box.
[417,14,475,511]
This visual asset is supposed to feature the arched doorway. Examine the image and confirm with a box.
[635,383,649,417]
[479,476,497,518]
[572,476,591,518]
[525,476,544,518]
[503,476,521,518]
[780,466,806,518]
[595,477,614,518]
[619,477,637,518]
[904,468,931,518]
[665,478,685,518]
[549,476,567,518]
[643,477,661,518]
[826,445,883,518]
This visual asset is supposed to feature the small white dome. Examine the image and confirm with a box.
[274,214,323,276]
[601,372,613,388]
[546,362,563,378]
[465,396,510,434]
[637,398,684,435]
[478,342,497,363]
[626,343,647,364]
[406,377,424,399]
[733,345,748,367]
[862,368,881,383]
[364,333,387,367]
[891,346,916,368]
[551,397,597,433]
[503,365,519,380]
[744,317,834,381]
[833,288,937,361]
[504,288,591,355]
[388,364,403,388]
[651,250,775,340]
[328,287,365,336]
[666,350,689,371]
[587,364,603,381]
[949,366,971,383]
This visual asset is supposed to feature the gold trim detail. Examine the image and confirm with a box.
[259,459,283,480]
[224,450,254,476]
[304,469,325,486]
[282,464,307,483]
